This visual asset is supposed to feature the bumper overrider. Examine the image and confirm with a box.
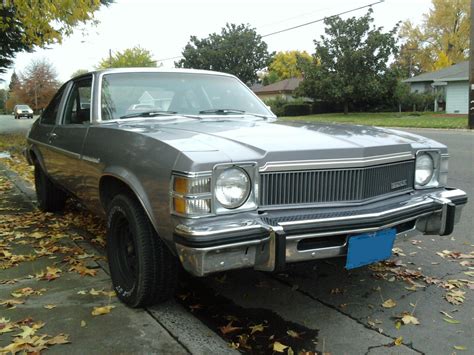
[174,188,467,276]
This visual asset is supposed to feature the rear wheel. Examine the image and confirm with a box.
[34,163,67,212]
[107,194,178,307]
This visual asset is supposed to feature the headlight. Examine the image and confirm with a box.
[16,110,22,114]
[215,167,250,209]
[415,153,434,186]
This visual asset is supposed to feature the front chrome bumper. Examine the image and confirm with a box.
[174,188,467,276]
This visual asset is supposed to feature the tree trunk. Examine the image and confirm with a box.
[343,101,349,115]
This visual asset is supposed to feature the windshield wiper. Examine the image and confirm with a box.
[198,109,246,115]
[198,108,271,120]
[119,110,178,119]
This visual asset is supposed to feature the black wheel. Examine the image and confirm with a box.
[107,194,178,308]
[34,163,67,212]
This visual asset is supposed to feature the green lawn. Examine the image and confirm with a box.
[280,112,468,129]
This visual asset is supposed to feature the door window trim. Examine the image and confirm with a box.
[60,75,94,126]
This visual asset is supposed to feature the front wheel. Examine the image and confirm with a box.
[107,194,178,308]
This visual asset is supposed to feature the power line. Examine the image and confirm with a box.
[156,1,385,62]
[261,0,384,37]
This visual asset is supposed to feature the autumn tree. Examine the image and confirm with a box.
[267,51,312,80]
[397,0,470,76]
[176,23,273,85]
[97,46,157,69]
[9,59,60,112]
[0,89,7,112]
[297,9,399,114]
[0,0,113,74]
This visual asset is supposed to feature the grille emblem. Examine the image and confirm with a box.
[391,179,407,190]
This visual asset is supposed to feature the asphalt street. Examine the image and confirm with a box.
[1,115,473,354]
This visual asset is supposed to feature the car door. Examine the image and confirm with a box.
[47,76,93,197]
[28,85,67,176]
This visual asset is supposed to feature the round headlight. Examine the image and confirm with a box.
[215,167,250,209]
[415,153,434,186]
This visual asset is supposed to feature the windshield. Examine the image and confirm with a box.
[17,105,31,109]
[100,72,272,120]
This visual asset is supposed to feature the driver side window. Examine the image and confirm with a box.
[63,77,92,124]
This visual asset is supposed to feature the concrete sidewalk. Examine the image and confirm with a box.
[0,164,188,354]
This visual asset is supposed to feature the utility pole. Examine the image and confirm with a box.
[109,49,112,67]
[469,0,474,129]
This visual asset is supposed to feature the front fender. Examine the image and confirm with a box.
[101,166,159,234]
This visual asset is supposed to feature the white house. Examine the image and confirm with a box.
[404,61,468,114]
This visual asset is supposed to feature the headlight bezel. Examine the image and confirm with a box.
[170,162,258,218]
[414,150,444,189]
[212,163,258,215]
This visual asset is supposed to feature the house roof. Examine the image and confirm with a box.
[403,61,468,83]
[253,77,302,94]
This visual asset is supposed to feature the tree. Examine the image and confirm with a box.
[9,71,19,91]
[0,89,7,113]
[8,59,60,112]
[176,23,273,85]
[397,0,470,75]
[0,0,113,74]
[97,46,157,69]
[268,51,312,80]
[71,69,89,78]
[297,9,399,114]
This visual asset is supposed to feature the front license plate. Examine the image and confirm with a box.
[345,228,396,270]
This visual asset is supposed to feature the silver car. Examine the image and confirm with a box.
[26,68,467,308]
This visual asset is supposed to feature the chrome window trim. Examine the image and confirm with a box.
[59,74,94,125]
[259,152,415,172]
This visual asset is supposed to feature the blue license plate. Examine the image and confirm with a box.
[345,228,396,269]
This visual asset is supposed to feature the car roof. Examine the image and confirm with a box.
[71,67,237,80]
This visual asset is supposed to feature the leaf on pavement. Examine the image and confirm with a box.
[273,341,288,353]
[440,311,453,319]
[443,318,460,324]
[219,322,241,335]
[286,330,301,338]
[394,336,403,346]
[0,299,24,308]
[454,345,467,351]
[46,334,70,345]
[249,323,265,334]
[43,304,56,310]
[15,326,36,339]
[69,263,97,277]
[80,320,86,327]
[382,299,397,308]
[91,305,115,316]
[401,313,420,325]
[445,290,465,305]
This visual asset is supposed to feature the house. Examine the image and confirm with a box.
[404,61,468,114]
[252,77,302,101]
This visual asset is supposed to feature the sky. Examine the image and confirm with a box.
[1,0,433,88]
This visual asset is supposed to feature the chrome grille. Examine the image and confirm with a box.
[259,160,415,206]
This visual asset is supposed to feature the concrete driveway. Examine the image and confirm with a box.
[1,118,473,354]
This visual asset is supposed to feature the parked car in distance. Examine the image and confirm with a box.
[26,68,467,308]
[13,104,34,119]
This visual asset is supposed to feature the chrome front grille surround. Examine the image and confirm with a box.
[259,160,415,207]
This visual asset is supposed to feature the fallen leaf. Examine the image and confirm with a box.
[454,345,467,351]
[15,326,36,338]
[43,304,56,310]
[446,290,466,305]
[394,336,403,346]
[91,305,115,316]
[47,334,70,345]
[219,321,241,335]
[273,341,288,353]
[382,299,397,308]
[249,323,265,334]
[440,311,453,319]
[80,320,86,327]
[286,330,301,338]
[401,314,420,325]
[443,318,460,324]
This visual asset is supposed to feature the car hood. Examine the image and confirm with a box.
[120,117,446,164]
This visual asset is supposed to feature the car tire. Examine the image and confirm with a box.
[34,163,67,212]
[107,193,178,308]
